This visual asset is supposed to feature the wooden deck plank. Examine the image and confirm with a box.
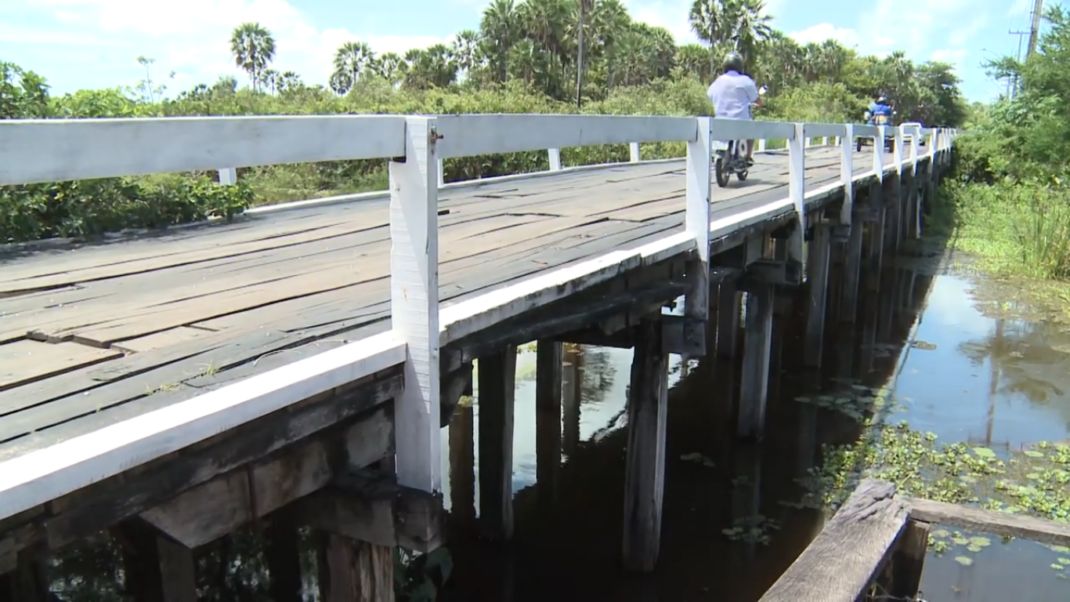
[0,341,123,391]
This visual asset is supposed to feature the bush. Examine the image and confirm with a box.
[0,176,252,243]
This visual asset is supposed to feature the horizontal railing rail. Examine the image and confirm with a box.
[0,115,407,186]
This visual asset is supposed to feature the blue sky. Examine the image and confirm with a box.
[0,0,1049,102]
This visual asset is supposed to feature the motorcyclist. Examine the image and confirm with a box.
[707,51,763,166]
[865,95,894,127]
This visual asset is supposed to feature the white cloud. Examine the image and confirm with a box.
[624,0,698,44]
[6,0,449,94]
[789,23,861,48]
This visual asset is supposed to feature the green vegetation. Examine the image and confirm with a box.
[1,0,965,244]
[936,5,1070,280]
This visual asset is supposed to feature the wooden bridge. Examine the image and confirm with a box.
[0,113,955,600]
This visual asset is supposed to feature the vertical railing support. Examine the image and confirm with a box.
[390,116,441,494]
[839,124,854,225]
[629,142,641,163]
[788,123,807,275]
[893,126,904,176]
[873,126,885,183]
[757,138,766,153]
[686,117,712,326]
[218,168,237,185]
[548,148,562,171]
[436,158,445,188]
[909,126,920,175]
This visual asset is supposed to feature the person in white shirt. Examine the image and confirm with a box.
[707,51,763,166]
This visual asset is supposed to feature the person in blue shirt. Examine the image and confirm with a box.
[866,95,894,127]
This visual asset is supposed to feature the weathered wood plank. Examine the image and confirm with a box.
[904,496,1070,546]
[0,340,122,391]
[760,480,909,601]
[317,534,395,602]
[621,319,668,572]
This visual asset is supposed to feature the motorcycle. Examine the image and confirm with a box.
[715,139,749,188]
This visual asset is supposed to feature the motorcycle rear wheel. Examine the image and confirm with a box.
[715,158,730,187]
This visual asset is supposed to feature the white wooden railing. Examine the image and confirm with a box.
[0,114,956,521]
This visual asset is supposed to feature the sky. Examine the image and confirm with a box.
[0,0,1050,102]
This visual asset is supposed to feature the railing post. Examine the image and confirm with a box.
[893,126,904,176]
[839,124,854,225]
[909,126,920,174]
[686,117,712,325]
[218,168,237,185]
[437,158,445,188]
[390,116,441,494]
[548,148,562,171]
[757,139,766,153]
[788,123,807,272]
[873,127,885,183]
[629,142,641,163]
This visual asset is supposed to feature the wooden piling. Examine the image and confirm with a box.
[0,545,49,602]
[803,223,831,368]
[621,319,669,572]
[562,344,581,457]
[536,339,563,508]
[317,534,394,602]
[840,215,864,324]
[737,284,774,440]
[264,510,303,602]
[448,403,476,526]
[885,520,931,599]
[478,345,517,541]
[114,519,197,602]
[715,276,741,361]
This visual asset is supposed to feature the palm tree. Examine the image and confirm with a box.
[277,71,302,92]
[689,0,724,77]
[728,0,773,65]
[453,30,481,76]
[260,68,279,94]
[591,0,631,88]
[481,0,518,82]
[373,52,406,86]
[230,22,275,92]
[333,42,375,94]
[575,0,593,106]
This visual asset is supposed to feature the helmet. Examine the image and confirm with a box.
[877,95,888,104]
[723,51,744,73]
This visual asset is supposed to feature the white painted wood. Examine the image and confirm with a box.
[218,168,237,186]
[437,158,445,188]
[909,125,920,174]
[685,117,712,323]
[0,331,405,521]
[839,124,855,225]
[0,116,407,186]
[893,126,904,175]
[439,233,695,344]
[805,137,812,148]
[389,117,441,494]
[854,125,879,138]
[873,126,886,182]
[629,142,641,163]
[435,115,697,158]
[757,138,767,152]
[548,148,562,171]
[788,123,807,267]
[710,118,795,142]
[803,124,847,139]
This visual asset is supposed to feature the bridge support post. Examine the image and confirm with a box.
[317,533,395,602]
[715,274,741,360]
[113,519,198,602]
[804,222,832,368]
[841,206,866,324]
[685,117,712,348]
[788,123,807,277]
[390,116,441,494]
[449,403,476,526]
[562,345,582,456]
[622,318,668,572]
[264,510,303,602]
[0,545,49,602]
[479,345,517,541]
[536,339,563,508]
[737,283,774,440]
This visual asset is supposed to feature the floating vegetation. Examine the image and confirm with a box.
[721,515,780,546]
[679,452,716,468]
[794,384,894,422]
[910,340,938,350]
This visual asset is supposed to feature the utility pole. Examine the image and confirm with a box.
[1027,0,1044,58]
[1008,29,1028,98]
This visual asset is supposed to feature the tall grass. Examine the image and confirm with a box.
[937,179,1070,279]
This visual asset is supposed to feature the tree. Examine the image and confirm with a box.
[726,0,773,64]
[575,0,593,106]
[332,42,375,95]
[372,52,407,87]
[0,62,49,118]
[590,0,631,89]
[481,0,518,83]
[689,0,725,77]
[403,45,458,90]
[676,44,712,81]
[276,71,302,93]
[230,22,275,92]
[260,68,279,94]
[453,30,481,77]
